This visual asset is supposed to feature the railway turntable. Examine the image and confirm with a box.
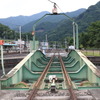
[0,1,100,99]
[0,50,100,100]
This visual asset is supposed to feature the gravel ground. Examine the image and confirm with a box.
[0,90,94,100]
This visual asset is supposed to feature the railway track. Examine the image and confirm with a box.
[28,55,55,100]
[59,55,77,100]
[27,52,77,100]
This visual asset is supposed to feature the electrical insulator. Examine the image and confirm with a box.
[52,3,57,14]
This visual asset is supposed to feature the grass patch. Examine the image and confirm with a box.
[81,50,100,57]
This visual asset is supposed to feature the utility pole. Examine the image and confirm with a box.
[46,34,48,42]
[19,26,22,54]
[0,40,5,76]
[26,35,28,52]
[73,22,75,49]
[65,39,67,48]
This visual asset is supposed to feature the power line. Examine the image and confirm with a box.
[48,0,56,4]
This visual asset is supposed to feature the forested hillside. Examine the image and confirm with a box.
[76,1,100,32]
[0,23,33,41]
[0,24,15,39]
[80,21,100,48]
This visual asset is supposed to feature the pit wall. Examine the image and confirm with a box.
[0,50,45,89]
[68,50,100,86]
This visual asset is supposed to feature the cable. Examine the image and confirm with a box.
[48,0,63,12]
[48,0,55,4]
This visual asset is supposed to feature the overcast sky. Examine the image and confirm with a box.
[0,0,99,18]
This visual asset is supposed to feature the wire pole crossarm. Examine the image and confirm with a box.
[33,14,50,30]
[32,13,76,32]
[32,12,79,50]
[60,13,75,22]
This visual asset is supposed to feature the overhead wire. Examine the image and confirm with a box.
[48,0,65,13]
[48,0,75,22]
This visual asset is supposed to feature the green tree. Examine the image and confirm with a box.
[80,21,100,48]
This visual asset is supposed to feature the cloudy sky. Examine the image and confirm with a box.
[0,0,99,18]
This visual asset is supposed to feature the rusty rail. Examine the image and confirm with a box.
[27,55,54,100]
[59,55,77,100]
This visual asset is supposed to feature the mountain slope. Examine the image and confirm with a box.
[76,1,100,32]
[0,11,49,29]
